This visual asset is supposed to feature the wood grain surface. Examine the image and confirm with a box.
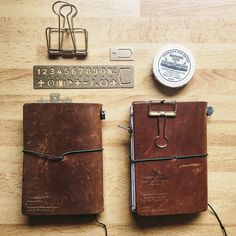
[0,0,236,235]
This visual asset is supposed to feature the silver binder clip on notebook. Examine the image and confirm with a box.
[45,1,88,57]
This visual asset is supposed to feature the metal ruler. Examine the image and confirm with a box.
[33,65,134,89]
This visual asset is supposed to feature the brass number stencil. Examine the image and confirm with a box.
[33,65,134,89]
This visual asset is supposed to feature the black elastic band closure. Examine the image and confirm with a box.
[208,203,228,236]
[22,148,103,161]
[94,215,108,236]
[132,153,208,163]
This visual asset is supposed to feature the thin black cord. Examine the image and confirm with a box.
[208,203,228,236]
[132,153,208,163]
[22,148,103,161]
[94,215,108,236]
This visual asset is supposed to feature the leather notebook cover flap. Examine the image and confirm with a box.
[132,101,207,216]
[22,103,104,215]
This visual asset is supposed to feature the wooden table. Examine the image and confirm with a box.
[0,0,235,235]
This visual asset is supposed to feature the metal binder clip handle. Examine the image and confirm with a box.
[51,1,75,54]
[154,136,168,149]
[59,3,77,52]
[154,115,168,148]
[46,1,88,57]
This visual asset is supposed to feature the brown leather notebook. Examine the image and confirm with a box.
[130,100,208,216]
[22,103,104,215]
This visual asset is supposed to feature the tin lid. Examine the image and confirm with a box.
[153,44,195,88]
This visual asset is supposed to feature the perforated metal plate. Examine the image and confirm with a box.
[33,65,134,89]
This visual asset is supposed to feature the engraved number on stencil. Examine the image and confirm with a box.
[36,68,50,75]
[72,68,77,74]
[50,68,55,75]
[42,68,47,75]
[86,67,91,74]
[94,67,99,74]
[101,67,106,75]
[64,67,69,75]
[78,67,83,75]
[36,68,47,75]
[57,68,62,75]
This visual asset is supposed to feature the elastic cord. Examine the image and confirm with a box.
[132,153,208,163]
[208,203,228,236]
[22,148,103,161]
[94,214,108,236]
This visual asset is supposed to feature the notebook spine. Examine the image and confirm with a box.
[130,105,136,212]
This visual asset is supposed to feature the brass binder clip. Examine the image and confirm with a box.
[148,100,177,148]
[45,1,88,57]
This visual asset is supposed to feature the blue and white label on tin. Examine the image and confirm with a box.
[153,45,195,88]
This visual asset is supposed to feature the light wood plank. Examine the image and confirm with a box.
[141,0,236,17]
[0,0,235,235]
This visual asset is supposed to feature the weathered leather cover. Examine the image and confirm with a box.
[22,103,104,215]
[132,101,207,216]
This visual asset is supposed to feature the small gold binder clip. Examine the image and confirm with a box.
[148,100,177,149]
[45,1,88,57]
